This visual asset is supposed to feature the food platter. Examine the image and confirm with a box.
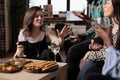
[23,61,58,73]
[0,58,58,73]
[0,61,22,73]
[9,58,31,65]
[0,58,31,73]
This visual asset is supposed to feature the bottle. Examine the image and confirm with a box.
[44,7,48,17]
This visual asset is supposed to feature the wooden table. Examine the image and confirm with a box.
[0,60,67,80]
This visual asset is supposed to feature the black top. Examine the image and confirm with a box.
[24,35,48,59]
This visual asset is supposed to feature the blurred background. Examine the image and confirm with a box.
[0,0,89,57]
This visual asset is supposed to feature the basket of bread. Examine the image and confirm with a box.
[23,61,58,73]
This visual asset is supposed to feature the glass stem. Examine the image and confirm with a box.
[54,55,56,62]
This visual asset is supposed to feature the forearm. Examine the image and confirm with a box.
[104,37,112,48]
[84,28,95,36]
[80,13,91,23]
[83,16,91,23]
[48,30,64,46]
[76,13,91,23]
[58,36,64,47]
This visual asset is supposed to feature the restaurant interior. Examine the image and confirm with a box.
[0,0,90,80]
[0,0,88,59]
[1,0,120,80]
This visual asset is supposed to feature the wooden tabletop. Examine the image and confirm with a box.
[0,60,67,80]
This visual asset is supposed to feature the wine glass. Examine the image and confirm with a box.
[48,42,60,62]
[97,17,111,28]
[91,17,111,28]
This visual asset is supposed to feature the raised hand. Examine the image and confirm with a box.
[57,25,71,39]
[72,11,91,23]
[72,11,85,19]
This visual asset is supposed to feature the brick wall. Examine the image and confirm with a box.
[0,0,6,57]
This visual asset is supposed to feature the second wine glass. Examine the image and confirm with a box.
[48,42,60,62]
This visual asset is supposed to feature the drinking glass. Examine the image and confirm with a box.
[97,17,111,28]
[91,17,111,28]
[48,42,60,62]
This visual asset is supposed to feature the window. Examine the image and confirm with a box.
[66,0,87,21]
[70,0,87,14]
[51,0,67,15]
[29,0,87,15]
[29,0,47,8]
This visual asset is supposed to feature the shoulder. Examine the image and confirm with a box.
[18,29,26,41]
[19,29,25,35]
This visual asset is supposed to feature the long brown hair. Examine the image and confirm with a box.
[22,6,44,37]
[112,0,120,50]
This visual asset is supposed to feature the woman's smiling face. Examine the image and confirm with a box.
[103,0,114,17]
[32,10,44,28]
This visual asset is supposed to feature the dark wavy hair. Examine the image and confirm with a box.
[112,0,120,50]
[22,6,44,37]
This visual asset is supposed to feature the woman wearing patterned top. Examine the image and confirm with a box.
[80,0,120,79]
[13,6,71,60]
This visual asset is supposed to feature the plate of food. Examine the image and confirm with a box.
[9,58,31,65]
[0,58,31,73]
[0,61,22,73]
[23,61,59,73]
